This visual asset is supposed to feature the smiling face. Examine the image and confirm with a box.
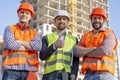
[54,16,69,31]
[91,15,104,30]
[18,10,32,24]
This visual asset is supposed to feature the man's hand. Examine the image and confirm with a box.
[17,40,31,50]
[54,35,64,48]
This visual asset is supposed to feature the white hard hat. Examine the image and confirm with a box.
[54,10,70,20]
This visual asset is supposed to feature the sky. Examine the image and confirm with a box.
[0,0,120,40]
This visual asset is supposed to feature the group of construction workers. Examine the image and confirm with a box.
[1,2,118,80]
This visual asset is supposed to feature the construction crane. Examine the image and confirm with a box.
[68,0,77,36]
[68,0,84,80]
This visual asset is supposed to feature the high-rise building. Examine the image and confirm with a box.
[20,0,111,80]
[21,0,109,37]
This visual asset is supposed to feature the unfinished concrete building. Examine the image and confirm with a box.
[21,0,109,37]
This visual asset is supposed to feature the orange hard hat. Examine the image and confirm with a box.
[90,8,107,20]
[17,2,35,18]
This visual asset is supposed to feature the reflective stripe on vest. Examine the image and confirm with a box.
[45,50,71,66]
[3,53,37,61]
[84,58,115,67]
[28,55,38,60]
[45,59,71,66]
[44,32,76,74]
[81,30,118,75]
[2,52,38,65]
[2,53,26,61]
[53,50,71,56]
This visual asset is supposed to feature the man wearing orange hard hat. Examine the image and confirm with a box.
[74,7,118,80]
[2,2,42,80]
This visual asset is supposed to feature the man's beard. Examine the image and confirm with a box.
[92,22,103,30]
[57,26,66,30]
[57,24,66,30]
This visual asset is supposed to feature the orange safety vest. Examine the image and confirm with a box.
[27,72,38,80]
[2,25,39,71]
[78,30,118,75]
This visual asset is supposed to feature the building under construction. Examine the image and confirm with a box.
[0,0,118,80]
[21,0,109,37]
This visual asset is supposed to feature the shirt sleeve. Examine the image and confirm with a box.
[39,36,56,60]
[73,46,81,57]
[29,34,42,51]
[100,32,117,56]
[73,40,82,57]
[3,26,21,50]
[71,38,79,79]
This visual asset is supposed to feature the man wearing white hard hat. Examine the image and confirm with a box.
[40,10,79,80]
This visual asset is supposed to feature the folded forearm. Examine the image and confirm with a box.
[86,47,105,57]
[87,32,117,57]
[74,46,96,57]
